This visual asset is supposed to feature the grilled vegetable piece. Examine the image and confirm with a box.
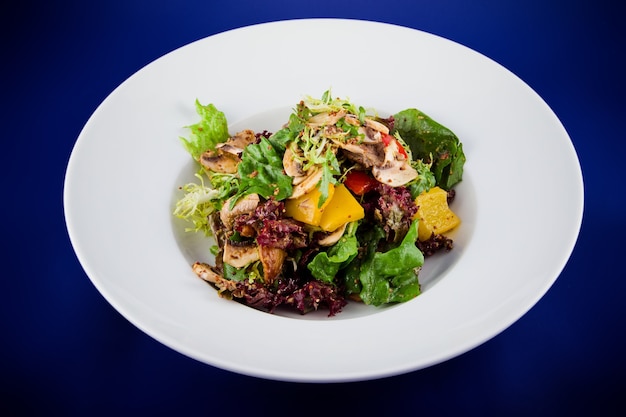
[318,184,365,232]
[413,186,461,241]
[285,183,335,226]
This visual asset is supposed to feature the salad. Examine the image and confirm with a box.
[174,91,465,316]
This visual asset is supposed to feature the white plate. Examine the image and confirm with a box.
[64,19,583,382]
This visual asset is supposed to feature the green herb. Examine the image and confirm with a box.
[317,149,340,207]
[223,262,263,282]
[407,160,437,198]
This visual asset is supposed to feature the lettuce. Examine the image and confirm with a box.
[234,137,293,201]
[358,219,423,306]
[307,222,359,283]
[173,173,220,235]
[393,108,465,190]
[180,100,230,160]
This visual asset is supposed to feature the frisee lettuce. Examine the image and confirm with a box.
[174,171,239,235]
[173,173,220,235]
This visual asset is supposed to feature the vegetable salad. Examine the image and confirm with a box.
[174,91,465,316]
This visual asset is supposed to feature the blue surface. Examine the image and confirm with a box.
[2,1,624,415]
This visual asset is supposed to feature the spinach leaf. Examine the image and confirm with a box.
[358,219,423,306]
[266,127,292,153]
[393,108,465,190]
[234,137,293,201]
[341,224,385,295]
[307,223,359,283]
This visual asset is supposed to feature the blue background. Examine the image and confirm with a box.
[2,0,624,415]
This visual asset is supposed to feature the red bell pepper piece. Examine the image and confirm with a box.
[343,170,379,195]
[381,133,408,159]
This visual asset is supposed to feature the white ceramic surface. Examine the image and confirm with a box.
[64,19,583,382]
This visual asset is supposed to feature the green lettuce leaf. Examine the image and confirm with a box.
[393,108,465,190]
[358,219,423,306]
[307,223,359,283]
[234,137,293,201]
[180,100,230,160]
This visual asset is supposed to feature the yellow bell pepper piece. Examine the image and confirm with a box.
[285,183,335,226]
[413,186,461,241]
[319,184,365,232]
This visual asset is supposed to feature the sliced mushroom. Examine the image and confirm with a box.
[289,167,323,199]
[200,150,240,173]
[362,126,382,142]
[372,162,418,187]
[283,146,305,178]
[192,262,238,293]
[306,110,346,127]
[192,261,222,283]
[363,118,390,134]
[208,212,227,250]
[220,193,260,229]
[258,246,287,283]
[367,136,418,186]
[343,114,390,134]
[223,241,259,268]
[317,222,348,246]
[339,141,386,168]
[200,130,257,173]
[225,129,257,149]
[217,143,245,157]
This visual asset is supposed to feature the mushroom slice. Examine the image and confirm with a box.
[291,175,307,186]
[306,110,346,127]
[200,150,240,173]
[220,193,260,229]
[283,146,305,178]
[362,126,383,142]
[343,114,390,135]
[224,129,257,150]
[208,212,227,250]
[258,246,287,284]
[192,262,238,293]
[339,142,386,168]
[223,241,259,268]
[217,143,245,157]
[371,137,418,187]
[363,118,390,134]
[289,167,323,199]
[317,222,348,246]
[372,162,418,187]
[192,261,222,283]
[200,130,257,173]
